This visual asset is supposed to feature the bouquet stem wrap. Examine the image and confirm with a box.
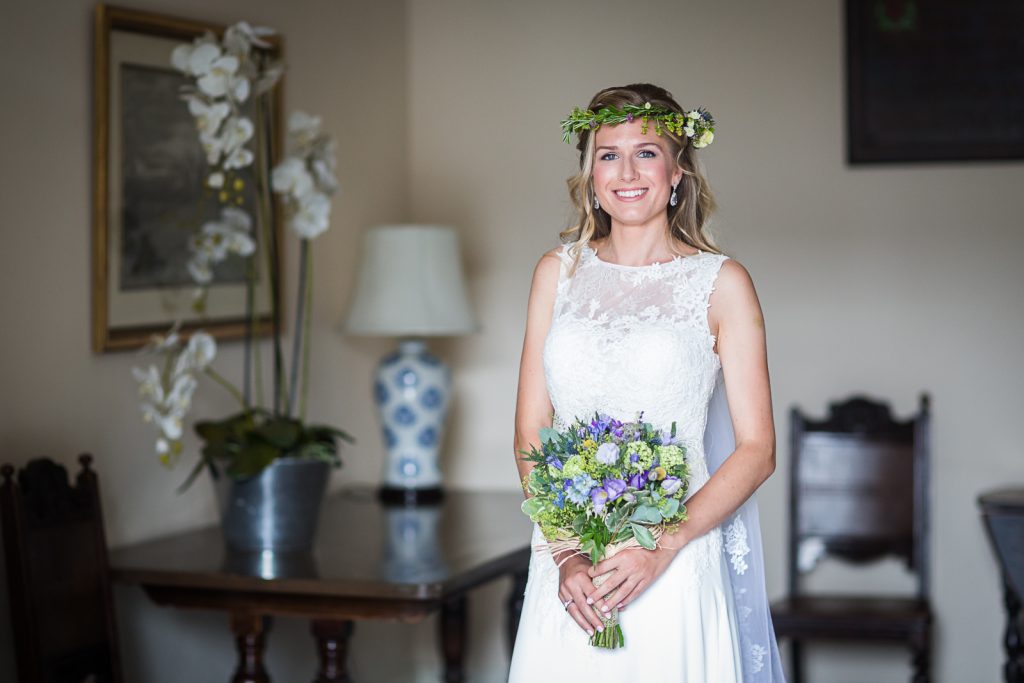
[538,527,669,649]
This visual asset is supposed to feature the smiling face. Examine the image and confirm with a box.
[591,120,683,231]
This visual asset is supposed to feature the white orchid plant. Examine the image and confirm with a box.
[133,21,353,491]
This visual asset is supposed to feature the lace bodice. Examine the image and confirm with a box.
[543,241,729,497]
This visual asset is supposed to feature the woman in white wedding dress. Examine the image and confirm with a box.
[509,83,787,682]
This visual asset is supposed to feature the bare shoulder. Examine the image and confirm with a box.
[532,245,563,289]
[715,256,756,295]
[710,256,764,326]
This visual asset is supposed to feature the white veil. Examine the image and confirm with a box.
[703,368,787,681]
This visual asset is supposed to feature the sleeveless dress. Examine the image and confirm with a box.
[507,241,743,682]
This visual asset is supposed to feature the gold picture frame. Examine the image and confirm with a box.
[92,4,284,352]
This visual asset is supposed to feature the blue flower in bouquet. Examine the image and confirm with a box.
[595,442,619,465]
[661,476,683,496]
[546,454,564,470]
[565,473,597,505]
[553,490,566,509]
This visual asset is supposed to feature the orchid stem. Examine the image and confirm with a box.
[204,367,247,410]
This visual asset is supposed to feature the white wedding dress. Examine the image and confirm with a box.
[508,241,743,682]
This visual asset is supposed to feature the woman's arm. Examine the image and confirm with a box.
[512,247,561,487]
[585,258,776,614]
[513,246,608,637]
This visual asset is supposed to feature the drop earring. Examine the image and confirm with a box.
[669,184,678,207]
[593,195,600,210]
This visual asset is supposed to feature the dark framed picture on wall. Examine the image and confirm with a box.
[92,4,284,352]
[845,0,1024,164]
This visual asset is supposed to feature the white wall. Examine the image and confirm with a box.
[2,0,1022,681]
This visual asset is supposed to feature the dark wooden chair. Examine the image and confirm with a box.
[1,454,122,683]
[770,394,932,683]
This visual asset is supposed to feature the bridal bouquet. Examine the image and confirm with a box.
[519,413,690,649]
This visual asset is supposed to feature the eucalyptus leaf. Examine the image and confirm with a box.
[631,523,657,550]
[629,505,663,524]
[521,497,545,518]
[539,427,560,444]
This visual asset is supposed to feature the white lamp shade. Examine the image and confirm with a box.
[344,225,478,336]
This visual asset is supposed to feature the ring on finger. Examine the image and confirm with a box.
[561,597,574,610]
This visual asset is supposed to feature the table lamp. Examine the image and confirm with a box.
[344,225,478,505]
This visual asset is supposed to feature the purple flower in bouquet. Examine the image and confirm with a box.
[546,454,564,470]
[659,429,681,446]
[595,442,619,465]
[591,487,609,513]
[588,414,624,440]
[603,477,627,502]
[627,470,648,490]
[661,476,683,496]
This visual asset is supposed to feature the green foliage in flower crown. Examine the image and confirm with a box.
[560,102,716,149]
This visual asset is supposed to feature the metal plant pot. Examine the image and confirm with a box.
[214,458,331,552]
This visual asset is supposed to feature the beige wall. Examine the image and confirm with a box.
[2,0,1023,681]
[408,0,1024,681]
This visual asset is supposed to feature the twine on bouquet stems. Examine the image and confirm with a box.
[535,527,670,649]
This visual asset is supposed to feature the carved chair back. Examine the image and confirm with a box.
[0,455,122,683]
[788,394,931,600]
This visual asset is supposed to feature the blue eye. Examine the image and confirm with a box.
[600,152,618,161]
[638,149,656,158]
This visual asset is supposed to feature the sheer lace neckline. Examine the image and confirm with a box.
[582,242,704,270]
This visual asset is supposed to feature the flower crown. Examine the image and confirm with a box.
[560,102,715,149]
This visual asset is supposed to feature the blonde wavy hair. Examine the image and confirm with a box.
[559,83,720,275]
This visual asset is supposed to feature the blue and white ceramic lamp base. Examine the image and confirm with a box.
[374,339,450,504]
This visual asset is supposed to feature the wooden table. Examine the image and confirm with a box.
[109,487,533,682]
[979,488,1024,683]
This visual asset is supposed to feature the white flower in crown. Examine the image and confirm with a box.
[290,191,331,239]
[686,110,702,120]
[683,124,696,137]
[693,129,715,149]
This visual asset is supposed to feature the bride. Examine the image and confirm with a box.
[508,83,786,681]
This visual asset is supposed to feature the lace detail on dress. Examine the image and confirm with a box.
[724,516,751,575]
[543,240,730,588]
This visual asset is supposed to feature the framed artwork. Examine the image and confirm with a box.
[846,0,1024,164]
[92,4,284,352]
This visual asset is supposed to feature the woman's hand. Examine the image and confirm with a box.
[557,553,608,636]
[583,543,682,616]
